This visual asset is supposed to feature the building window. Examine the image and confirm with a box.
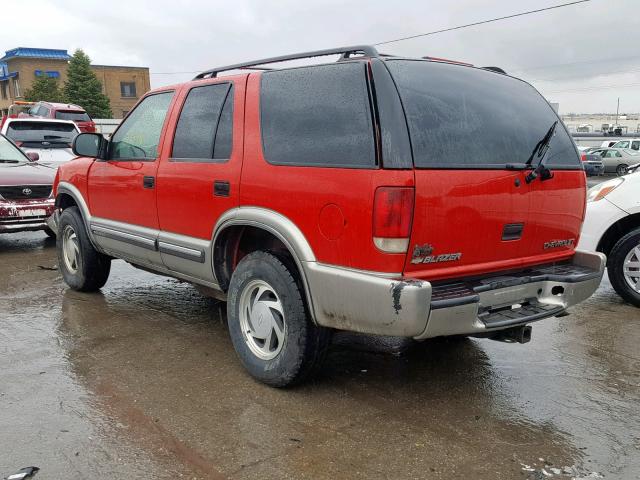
[13,78,21,98]
[0,82,7,100]
[120,82,137,98]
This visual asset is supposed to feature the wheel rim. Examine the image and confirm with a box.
[617,164,628,176]
[238,279,286,360]
[62,225,80,274]
[623,243,640,293]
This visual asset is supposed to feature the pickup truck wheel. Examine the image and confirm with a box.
[227,251,330,387]
[57,207,111,292]
[607,228,640,307]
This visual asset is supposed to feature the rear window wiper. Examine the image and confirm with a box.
[524,121,557,184]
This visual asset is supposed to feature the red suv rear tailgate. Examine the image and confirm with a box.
[384,59,586,281]
[404,169,585,280]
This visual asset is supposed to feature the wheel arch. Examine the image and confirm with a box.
[597,212,640,260]
[212,207,317,322]
[55,182,96,247]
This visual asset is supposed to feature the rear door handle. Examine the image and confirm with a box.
[143,176,155,189]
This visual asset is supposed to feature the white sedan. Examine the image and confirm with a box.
[0,118,79,168]
[579,169,640,306]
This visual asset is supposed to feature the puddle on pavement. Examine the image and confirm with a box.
[1,232,639,479]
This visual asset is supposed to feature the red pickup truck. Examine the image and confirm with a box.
[50,46,605,386]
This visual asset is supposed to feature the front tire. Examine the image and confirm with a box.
[227,251,330,387]
[607,228,640,307]
[57,207,111,291]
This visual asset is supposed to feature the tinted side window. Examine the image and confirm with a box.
[172,83,233,160]
[214,90,233,159]
[110,91,173,160]
[260,62,375,168]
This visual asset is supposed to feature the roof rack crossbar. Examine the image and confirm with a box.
[194,45,379,79]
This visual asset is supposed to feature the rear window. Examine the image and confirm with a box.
[386,60,580,169]
[260,62,376,168]
[6,121,78,143]
[55,110,91,122]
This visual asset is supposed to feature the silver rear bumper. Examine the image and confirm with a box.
[305,250,606,338]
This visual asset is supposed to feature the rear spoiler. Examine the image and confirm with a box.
[420,56,507,74]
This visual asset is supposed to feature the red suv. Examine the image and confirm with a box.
[49,46,605,386]
[25,101,96,133]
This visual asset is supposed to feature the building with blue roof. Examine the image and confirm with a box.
[0,47,149,119]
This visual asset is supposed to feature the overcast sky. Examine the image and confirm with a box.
[2,0,640,113]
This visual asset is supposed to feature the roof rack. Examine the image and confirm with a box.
[194,45,379,79]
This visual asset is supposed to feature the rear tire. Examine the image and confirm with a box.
[57,207,111,292]
[607,228,640,307]
[616,164,628,176]
[227,251,331,387]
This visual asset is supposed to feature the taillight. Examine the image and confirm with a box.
[373,186,414,253]
[14,141,22,147]
[580,154,587,162]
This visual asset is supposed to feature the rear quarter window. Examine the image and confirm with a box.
[260,62,376,168]
[386,60,580,169]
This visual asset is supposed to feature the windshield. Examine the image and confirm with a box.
[6,121,78,144]
[0,135,28,165]
[386,60,581,169]
[55,110,91,122]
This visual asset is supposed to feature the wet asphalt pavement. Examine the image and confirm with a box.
[1,231,639,480]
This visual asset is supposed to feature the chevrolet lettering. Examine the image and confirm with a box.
[544,239,576,249]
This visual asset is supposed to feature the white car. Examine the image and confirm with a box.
[579,170,640,306]
[612,138,640,151]
[0,118,79,167]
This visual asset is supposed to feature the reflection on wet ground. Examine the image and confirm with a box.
[1,232,639,479]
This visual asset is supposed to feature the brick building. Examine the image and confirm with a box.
[0,47,150,118]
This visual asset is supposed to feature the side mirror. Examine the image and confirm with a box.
[73,133,107,158]
[26,152,39,162]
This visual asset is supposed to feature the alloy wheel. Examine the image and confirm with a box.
[623,244,640,292]
[238,279,286,360]
[62,225,80,274]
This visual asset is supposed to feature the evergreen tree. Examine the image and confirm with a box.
[24,75,65,103]
[63,49,112,118]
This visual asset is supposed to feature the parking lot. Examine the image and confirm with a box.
[0,230,638,479]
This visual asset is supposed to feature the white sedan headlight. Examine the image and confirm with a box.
[586,177,624,202]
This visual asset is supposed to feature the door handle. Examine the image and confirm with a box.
[143,176,155,189]
[214,180,230,197]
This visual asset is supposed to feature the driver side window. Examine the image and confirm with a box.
[110,91,174,160]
